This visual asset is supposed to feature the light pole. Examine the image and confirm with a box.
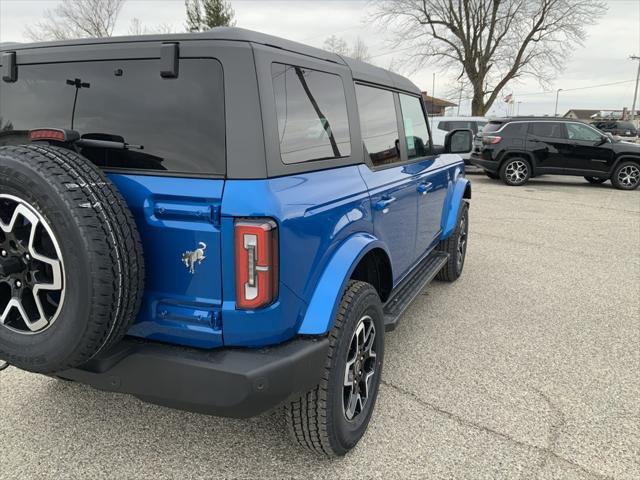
[630,55,640,126]
[554,88,563,117]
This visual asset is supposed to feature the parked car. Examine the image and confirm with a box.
[591,120,638,138]
[430,116,488,162]
[470,117,640,190]
[0,28,473,457]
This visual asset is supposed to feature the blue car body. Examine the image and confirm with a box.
[0,27,471,419]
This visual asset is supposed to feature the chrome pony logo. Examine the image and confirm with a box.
[182,242,207,274]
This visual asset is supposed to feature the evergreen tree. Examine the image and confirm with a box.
[186,0,235,32]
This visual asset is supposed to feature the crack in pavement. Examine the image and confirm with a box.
[527,387,567,480]
[380,379,613,480]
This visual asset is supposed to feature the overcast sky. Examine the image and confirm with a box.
[1,0,638,116]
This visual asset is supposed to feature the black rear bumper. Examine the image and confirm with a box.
[57,336,329,418]
[469,155,498,173]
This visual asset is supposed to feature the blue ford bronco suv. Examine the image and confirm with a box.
[0,28,472,456]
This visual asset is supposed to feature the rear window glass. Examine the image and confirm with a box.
[0,59,226,176]
[482,122,503,133]
[529,122,566,139]
[271,63,351,164]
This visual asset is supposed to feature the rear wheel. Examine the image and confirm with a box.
[285,281,384,457]
[0,145,144,373]
[500,158,531,186]
[584,176,607,184]
[611,161,640,190]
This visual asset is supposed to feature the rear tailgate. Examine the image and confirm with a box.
[110,175,224,348]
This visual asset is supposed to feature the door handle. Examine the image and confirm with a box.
[374,196,396,214]
[417,182,432,195]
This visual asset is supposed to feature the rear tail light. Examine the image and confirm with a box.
[482,135,502,145]
[235,219,279,310]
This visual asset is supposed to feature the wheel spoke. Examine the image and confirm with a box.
[0,195,65,335]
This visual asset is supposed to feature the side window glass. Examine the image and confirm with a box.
[438,121,448,131]
[399,94,431,160]
[355,84,401,167]
[529,122,565,139]
[272,63,351,164]
[566,123,602,141]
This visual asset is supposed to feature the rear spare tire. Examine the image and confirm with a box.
[0,145,144,373]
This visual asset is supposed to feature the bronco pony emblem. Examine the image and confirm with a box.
[182,242,207,274]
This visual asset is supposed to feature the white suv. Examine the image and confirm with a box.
[430,116,488,161]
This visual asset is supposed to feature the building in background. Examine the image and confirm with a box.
[421,92,457,116]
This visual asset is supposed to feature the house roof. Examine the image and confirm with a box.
[421,93,457,107]
[563,109,601,118]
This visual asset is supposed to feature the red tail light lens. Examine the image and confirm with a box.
[235,219,279,310]
[30,129,66,142]
[482,135,502,145]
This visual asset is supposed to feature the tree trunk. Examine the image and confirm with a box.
[471,87,486,116]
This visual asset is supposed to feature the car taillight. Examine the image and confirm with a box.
[235,219,279,310]
[482,136,502,145]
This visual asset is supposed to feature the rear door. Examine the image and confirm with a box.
[563,122,614,174]
[398,93,448,254]
[525,121,569,173]
[355,84,419,282]
[0,44,227,348]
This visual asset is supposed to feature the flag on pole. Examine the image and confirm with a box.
[503,93,513,103]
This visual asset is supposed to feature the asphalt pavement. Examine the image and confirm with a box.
[1,173,638,479]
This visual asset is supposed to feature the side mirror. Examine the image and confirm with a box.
[444,128,473,154]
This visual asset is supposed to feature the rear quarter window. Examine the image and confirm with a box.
[271,63,351,164]
[0,58,225,176]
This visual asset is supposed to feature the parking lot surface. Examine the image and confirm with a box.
[1,174,638,479]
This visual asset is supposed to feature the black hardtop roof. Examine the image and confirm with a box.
[490,116,591,123]
[0,27,420,95]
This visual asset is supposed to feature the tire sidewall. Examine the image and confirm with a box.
[0,153,93,371]
[500,158,531,186]
[454,203,469,276]
[327,285,384,455]
[612,161,640,190]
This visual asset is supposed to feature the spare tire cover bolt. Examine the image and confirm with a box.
[1,250,6,257]
[15,280,22,288]
[25,253,31,261]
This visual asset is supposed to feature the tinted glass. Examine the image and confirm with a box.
[482,122,503,133]
[566,123,602,141]
[356,85,400,167]
[272,63,351,164]
[0,59,225,175]
[502,122,528,136]
[617,121,635,130]
[399,94,430,159]
[475,121,488,131]
[529,122,565,139]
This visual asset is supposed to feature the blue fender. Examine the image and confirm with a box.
[441,176,471,239]
[298,232,390,335]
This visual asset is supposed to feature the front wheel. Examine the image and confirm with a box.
[285,281,384,457]
[500,158,531,186]
[436,201,469,282]
[611,162,640,190]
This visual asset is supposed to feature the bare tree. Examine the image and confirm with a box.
[323,35,350,56]
[374,0,607,115]
[25,0,125,41]
[128,18,175,35]
[323,35,372,63]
